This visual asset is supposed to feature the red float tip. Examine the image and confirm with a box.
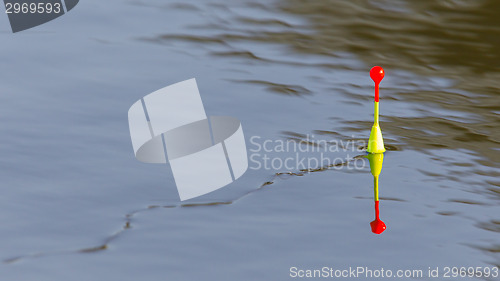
[370,66,385,84]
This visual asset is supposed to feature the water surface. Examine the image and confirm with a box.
[0,0,498,280]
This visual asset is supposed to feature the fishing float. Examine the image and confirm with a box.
[367,66,386,154]
[366,153,386,234]
[366,66,387,234]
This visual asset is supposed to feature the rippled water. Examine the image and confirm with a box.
[0,0,498,280]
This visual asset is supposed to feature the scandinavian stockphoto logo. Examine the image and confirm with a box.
[4,0,79,33]
[128,79,248,201]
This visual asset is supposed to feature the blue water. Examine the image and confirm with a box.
[0,0,498,280]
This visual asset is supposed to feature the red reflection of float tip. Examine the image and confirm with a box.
[370,66,384,102]
[370,201,387,234]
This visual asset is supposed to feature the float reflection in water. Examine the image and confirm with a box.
[366,153,386,234]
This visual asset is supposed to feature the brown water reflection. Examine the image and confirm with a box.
[145,0,500,165]
[141,0,500,262]
[277,0,500,260]
[275,0,500,165]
